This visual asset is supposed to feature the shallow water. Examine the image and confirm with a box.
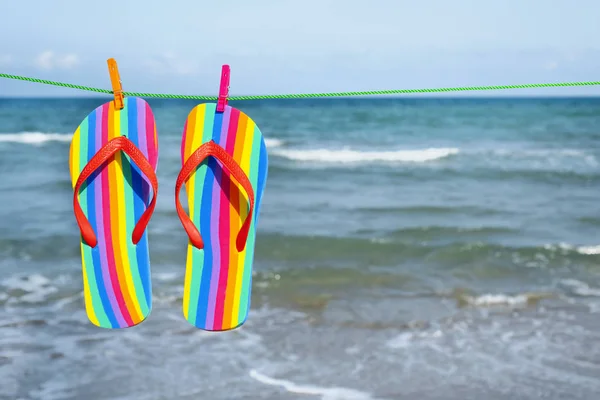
[0,97,599,399]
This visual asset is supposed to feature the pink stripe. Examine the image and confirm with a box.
[143,103,156,201]
[95,104,126,327]
[135,100,149,204]
[145,103,157,167]
[213,107,238,329]
[136,99,149,160]
[205,107,232,329]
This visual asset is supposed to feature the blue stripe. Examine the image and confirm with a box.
[86,110,119,328]
[127,98,152,310]
[254,140,269,225]
[194,111,224,327]
[237,132,268,327]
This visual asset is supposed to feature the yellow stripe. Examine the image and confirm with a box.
[182,109,195,317]
[69,133,73,175]
[222,114,247,328]
[107,103,136,323]
[71,126,99,324]
[230,119,255,324]
[113,108,143,322]
[71,125,101,326]
[81,249,100,326]
[183,105,206,316]
[183,244,194,319]
[189,105,208,220]
[70,127,81,187]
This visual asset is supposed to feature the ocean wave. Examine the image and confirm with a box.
[576,245,600,255]
[0,132,72,144]
[386,330,444,349]
[560,279,600,297]
[268,144,598,168]
[0,274,59,304]
[544,243,600,256]
[271,147,459,163]
[456,292,552,308]
[0,236,80,261]
[0,132,285,150]
[481,148,599,169]
[2,132,595,171]
[2,233,597,266]
[249,369,377,400]
[489,148,589,158]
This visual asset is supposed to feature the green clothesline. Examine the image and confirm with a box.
[1,73,599,100]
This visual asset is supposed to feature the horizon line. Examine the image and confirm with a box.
[1,94,599,100]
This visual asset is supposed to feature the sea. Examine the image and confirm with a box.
[0,96,599,400]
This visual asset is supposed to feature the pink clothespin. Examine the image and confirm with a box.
[216,64,230,113]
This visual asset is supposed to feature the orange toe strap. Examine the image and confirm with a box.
[174,140,255,252]
[73,136,158,248]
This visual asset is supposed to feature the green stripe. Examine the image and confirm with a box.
[238,123,261,324]
[186,104,215,323]
[78,118,110,327]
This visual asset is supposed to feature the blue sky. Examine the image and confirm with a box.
[1,0,599,97]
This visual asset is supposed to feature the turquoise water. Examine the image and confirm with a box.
[0,97,599,399]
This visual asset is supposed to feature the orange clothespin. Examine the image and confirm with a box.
[107,58,124,110]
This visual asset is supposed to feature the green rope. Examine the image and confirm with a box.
[1,73,599,100]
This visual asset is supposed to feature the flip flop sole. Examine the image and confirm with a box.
[69,97,158,329]
[181,103,268,331]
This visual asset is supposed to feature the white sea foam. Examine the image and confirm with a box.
[462,293,532,307]
[0,132,72,144]
[1,273,58,303]
[269,144,596,165]
[577,245,600,255]
[272,147,459,163]
[387,330,444,349]
[489,148,589,158]
[2,273,53,291]
[270,145,598,168]
[153,272,180,282]
[264,138,284,148]
[560,279,600,297]
[544,243,600,255]
[482,148,598,168]
[249,369,378,400]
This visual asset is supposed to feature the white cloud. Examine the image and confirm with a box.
[142,52,198,76]
[34,51,80,70]
[544,61,558,70]
[0,54,14,66]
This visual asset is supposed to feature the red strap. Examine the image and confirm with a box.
[73,136,158,248]
[175,140,255,252]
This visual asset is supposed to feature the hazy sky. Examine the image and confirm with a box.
[1,0,599,97]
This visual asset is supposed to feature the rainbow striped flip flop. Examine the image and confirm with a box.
[69,97,159,329]
[175,103,268,331]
